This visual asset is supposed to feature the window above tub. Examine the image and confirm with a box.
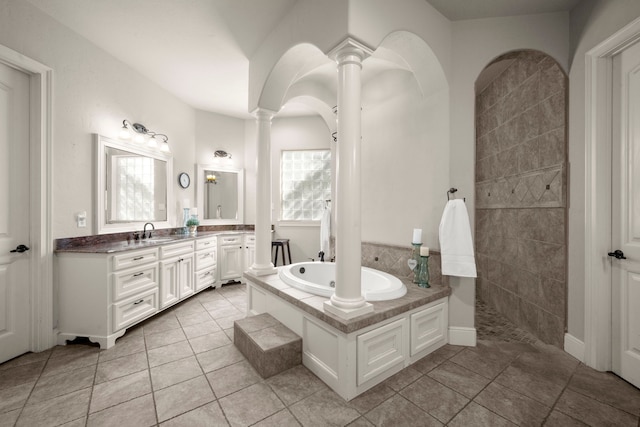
[280,149,331,223]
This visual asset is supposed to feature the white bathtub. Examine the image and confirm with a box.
[278,262,407,301]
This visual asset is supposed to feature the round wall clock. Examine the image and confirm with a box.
[178,172,190,189]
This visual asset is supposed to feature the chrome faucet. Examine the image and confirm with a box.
[142,222,155,239]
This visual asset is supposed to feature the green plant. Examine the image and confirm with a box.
[186,218,199,227]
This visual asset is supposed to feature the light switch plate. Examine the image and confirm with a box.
[77,211,87,228]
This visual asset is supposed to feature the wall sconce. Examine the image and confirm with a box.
[119,119,171,153]
[214,149,232,160]
[206,173,217,184]
[332,105,338,142]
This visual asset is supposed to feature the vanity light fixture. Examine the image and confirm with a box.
[206,173,217,184]
[119,119,171,153]
[214,149,232,160]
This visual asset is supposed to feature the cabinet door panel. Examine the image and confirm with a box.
[179,255,195,299]
[220,245,243,280]
[244,245,255,271]
[357,318,406,386]
[410,302,447,356]
[160,260,180,308]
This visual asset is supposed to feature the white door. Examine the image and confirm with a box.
[611,39,640,388]
[0,62,31,363]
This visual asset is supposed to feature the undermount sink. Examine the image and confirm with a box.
[140,237,176,244]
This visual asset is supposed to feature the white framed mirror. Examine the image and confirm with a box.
[95,134,174,234]
[196,164,244,225]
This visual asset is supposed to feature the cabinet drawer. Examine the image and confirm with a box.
[112,248,158,271]
[244,234,255,245]
[112,288,158,332]
[112,264,158,302]
[219,235,242,246]
[196,236,217,251]
[357,318,406,386]
[160,241,194,259]
[195,266,216,291]
[195,249,216,271]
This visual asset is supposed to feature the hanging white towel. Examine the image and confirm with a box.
[320,207,331,260]
[439,199,477,278]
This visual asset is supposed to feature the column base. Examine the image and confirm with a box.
[247,263,278,277]
[324,300,373,320]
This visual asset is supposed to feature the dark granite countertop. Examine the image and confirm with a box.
[55,230,250,254]
[244,270,451,334]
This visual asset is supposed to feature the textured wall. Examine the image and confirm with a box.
[475,51,567,347]
[361,241,445,287]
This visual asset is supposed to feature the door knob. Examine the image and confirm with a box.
[608,249,627,260]
[10,244,30,253]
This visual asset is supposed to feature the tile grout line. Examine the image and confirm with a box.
[142,325,160,427]
[446,345,533,426]
[10,350,53,427]
[189,298,233,427]
[563,364,640,419]
[538,360,582,426]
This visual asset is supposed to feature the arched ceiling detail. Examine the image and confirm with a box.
[258,31,448,119]
[280,95,337,133]
[256,43,331,113]
[376,31,448,98]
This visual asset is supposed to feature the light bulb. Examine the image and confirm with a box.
[147,136,158,148]
[119,125,131,139]
[133,133,145,144]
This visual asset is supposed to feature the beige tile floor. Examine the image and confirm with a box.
[1,283,639,426]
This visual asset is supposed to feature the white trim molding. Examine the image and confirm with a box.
[583,16,640,372]
[448,326,476,347]
[0,44,55,352]
[564,333,585,363]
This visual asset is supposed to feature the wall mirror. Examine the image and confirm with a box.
[95,134,174,234]
[196,164,244,225]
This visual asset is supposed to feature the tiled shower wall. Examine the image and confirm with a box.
[475,51,567,347]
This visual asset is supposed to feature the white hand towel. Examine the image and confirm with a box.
[320,207,331,260]
[439,199,477,278]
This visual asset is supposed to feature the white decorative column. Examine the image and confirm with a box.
[324,39,374,319]
[248,108,278,276]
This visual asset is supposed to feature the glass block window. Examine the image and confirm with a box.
[281,150,331,221]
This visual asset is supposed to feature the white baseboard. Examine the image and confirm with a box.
[564,333,585,362]
[449,326,476,347]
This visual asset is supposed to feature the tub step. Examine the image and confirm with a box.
[234,313,301,378]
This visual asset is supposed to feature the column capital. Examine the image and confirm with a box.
[328,38,373,64]
[252,107,277,121]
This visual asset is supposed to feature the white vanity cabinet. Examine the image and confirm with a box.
[159,241,195,308]
[218,234,244,282]
[194,235,217,291]
[56,232,252,349]
[57,247,160,349]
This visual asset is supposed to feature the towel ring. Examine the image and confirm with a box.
[447,188,465,202]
